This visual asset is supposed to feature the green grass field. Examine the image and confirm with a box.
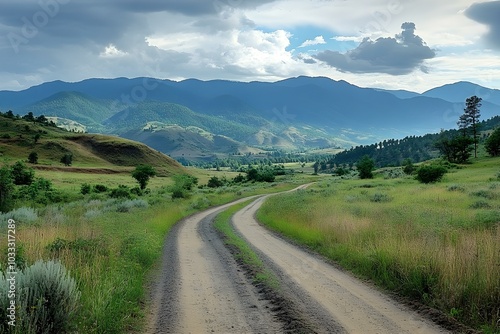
[258,157,500,333]
[0,163,306,333]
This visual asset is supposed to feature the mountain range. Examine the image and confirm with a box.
[1,76,498,161]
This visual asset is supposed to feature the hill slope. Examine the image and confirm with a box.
[0,114,184,176]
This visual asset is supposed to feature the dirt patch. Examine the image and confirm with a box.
[32,165,131,174]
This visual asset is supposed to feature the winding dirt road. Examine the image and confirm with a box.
[147,186,450,333]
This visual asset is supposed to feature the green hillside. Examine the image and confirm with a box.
[0,114,184,176]
[19,91,119,132]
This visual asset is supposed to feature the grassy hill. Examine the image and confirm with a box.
[0,114,184,176]
[19,91,119,132]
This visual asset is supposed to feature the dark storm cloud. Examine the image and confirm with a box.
[465,1,500,49]
[312,22,436,75]
[0,0,276,53]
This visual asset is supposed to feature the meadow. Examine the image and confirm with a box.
[258,157,500,333]
[0,167,303,333]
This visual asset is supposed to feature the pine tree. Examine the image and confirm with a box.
[459,96,482,158]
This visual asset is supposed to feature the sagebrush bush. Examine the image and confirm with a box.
[370,193,392,203]
[189,197,211,210]
[0,260,80,334]
[447,184,465,192]
[0,207,38,225]
[116,199,148,212]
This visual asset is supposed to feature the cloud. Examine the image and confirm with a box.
[465,1,500,49]
[332,36,363,43]
[312,22,436,75]
[100,44,128,58]
[299,36,326,48]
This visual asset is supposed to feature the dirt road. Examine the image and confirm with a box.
[232,193,449,334]
[148,186,449,333]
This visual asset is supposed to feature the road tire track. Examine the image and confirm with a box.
[231,192,450,334]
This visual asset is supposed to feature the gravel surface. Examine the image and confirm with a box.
[147,185,452,333]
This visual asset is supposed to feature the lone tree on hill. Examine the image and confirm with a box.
[60,153,73,166]
[132,165,156,190]
[459,96,482,158]
[28,152,38,164]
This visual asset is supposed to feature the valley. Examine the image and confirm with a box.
[0,78,499,334]
[2,76,499,163]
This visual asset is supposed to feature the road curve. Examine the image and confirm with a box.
[147,195,283,334]
[232,191,450,334]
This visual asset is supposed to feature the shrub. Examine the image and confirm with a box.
[207,176,224,188]
[0,166,14,212]
[80,183,91,195]
[233,174,245,183]
[172,174,198,191]
[402,158,415,175]
[0,207,38,225]
[109,185,131,199]
[93,184,108,193]
[0,260,80,334]
[84,209,101,219]
[447,184,465,192]
[416,165,447,183]
[130,187,143,196]
[189,197,211,210]
[471,190,495,200]
[116,199,148,212]
[370,193,392,203]
[47,237,108,257]
[171,187,187,199]
[15,177,55,202]
[470,200,491,209]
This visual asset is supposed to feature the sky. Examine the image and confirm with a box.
[0,0,499,93]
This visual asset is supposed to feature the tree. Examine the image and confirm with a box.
[435,135,473,164]
[36,115,47,123]
[357,155,375,179]
[28,152,38,164]
[10,161,34,185]
[313,161,319,175]
[131,165,156,190]
[459,96,482,158]
[0,166,14,212]
[485,127,500,157]
[22,112,35,122]
[60,153,73,166]
[33,133,41,144]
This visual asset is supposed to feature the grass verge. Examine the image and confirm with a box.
[213,200,277,288]
[257,158,500,333]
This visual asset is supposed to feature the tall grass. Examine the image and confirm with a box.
[258,159,500,332]
[0,176,301,333]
